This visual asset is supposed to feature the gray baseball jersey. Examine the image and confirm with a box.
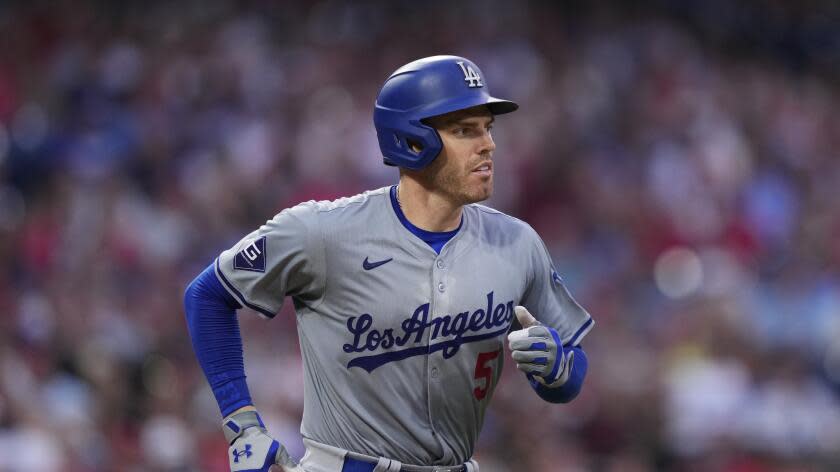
[215,186,593,466]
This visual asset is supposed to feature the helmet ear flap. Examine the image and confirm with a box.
[392,131,424,155]
[379,122,442,169]
[406,138,424,154]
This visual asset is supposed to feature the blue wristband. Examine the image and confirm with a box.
[530,345,588,403]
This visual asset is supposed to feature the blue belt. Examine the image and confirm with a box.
[341,456,467,472]
[341,456,378,472]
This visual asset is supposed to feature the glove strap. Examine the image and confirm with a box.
[222,410,266,444]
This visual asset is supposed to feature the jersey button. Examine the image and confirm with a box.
[430,367,439,379]
[436,260,445,269]
[437,282,445,292]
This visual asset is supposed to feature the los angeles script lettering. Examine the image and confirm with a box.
[342,291,513,371]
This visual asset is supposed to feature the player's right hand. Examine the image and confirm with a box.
[507,306,574,389]
[223,410,303,472]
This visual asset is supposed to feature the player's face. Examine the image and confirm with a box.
[423,107,497,205]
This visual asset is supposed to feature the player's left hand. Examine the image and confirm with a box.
[223,410,303,472]
[507,306,574,388]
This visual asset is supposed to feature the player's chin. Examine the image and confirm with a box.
[463,179,493,203]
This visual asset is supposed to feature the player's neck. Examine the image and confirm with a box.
[396,180,463,232]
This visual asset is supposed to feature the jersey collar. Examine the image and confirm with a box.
[387,185,468,257]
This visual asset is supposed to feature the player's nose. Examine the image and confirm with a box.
[477,130,496,155]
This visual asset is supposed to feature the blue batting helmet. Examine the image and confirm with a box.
[373,55,518,170]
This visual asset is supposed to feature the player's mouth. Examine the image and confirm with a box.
[471,161,493,177]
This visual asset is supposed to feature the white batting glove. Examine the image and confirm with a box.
[507,306,574,388]
[222,410,302,472]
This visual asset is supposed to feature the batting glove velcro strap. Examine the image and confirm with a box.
[222,410,301,472]
[508,306,574,389]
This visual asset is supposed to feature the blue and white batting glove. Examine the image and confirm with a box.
[507,306,574,388]
[222,410,302,472]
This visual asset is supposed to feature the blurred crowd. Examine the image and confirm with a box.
[0,1,839,471]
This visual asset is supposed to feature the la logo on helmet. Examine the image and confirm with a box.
[457,61,483,88]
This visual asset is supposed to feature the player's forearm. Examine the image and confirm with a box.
[184,262,255,416]
[529,346,588,403]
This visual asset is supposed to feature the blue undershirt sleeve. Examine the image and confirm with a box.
[184,262,253,417]
[530,346,588,403]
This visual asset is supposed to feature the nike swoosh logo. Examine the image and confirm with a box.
[363,257,393,270]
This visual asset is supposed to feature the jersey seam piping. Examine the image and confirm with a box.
[283,210,328,311]
[304,209,329,311]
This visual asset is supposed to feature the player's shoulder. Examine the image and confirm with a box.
[466,203,534,230]
[465,203,541,244]
[280,187,389,225]
[294,187,389,214]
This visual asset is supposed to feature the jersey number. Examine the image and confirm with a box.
[473,349,501,400]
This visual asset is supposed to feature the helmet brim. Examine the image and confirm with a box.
[416,95,519,123]
[485,97,519,115]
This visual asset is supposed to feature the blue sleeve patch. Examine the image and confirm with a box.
[234,236,266,273]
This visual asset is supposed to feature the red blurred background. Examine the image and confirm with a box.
[0,1,839,471]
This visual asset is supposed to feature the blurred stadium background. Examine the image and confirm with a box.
[0,1,839,470]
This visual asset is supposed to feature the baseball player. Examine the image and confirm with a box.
[184,55,594,472]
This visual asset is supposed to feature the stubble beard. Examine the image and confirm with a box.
[436,164,493,205]
[418,148,494,205]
